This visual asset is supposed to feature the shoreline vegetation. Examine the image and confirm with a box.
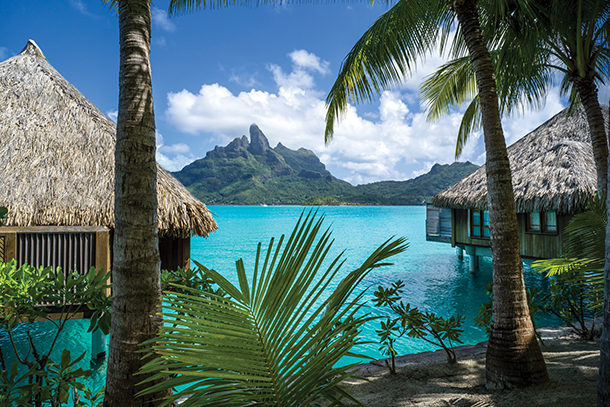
[321,323,600,406]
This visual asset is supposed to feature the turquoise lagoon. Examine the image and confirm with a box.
[1,205,561,393]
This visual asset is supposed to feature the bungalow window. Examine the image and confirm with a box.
[545,211,557,232]
[470,210,489,238]
[529,211,541,231]
[527,211,557,233]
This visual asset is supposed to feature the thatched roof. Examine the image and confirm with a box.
[432,106,608,214]
[0,40,217,238]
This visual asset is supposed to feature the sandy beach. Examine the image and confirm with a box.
[331,325,600,406]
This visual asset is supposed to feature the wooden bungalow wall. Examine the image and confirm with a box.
[0,226,190,275]
[452,209,569,259]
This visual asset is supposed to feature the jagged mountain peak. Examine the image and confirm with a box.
[248,123,270,156]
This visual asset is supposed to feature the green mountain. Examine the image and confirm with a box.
[173,124,479,205]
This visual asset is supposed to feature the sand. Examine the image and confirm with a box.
[330,325,601,406]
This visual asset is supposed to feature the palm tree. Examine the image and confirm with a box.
[422,0,610,195]
[102,1,169,406]
[324,0,548,389]
[418,1,610,400]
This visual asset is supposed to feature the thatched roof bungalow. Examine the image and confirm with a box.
[426,106,607,269]
[0,40,217,274]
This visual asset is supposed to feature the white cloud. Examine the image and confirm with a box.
[152,7,176,32]
[165,49,565,184]
[155,131,195,171]
[289,50,330,75]
[107,110,118,123]
[0,47,8,60]
[159,143,191,154]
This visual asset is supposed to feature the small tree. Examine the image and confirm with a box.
[373,281,465,374]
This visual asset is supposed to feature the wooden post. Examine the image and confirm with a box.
[96,228,111,297]
[0,231,17,263]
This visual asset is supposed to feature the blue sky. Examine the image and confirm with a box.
[2,1,607,185]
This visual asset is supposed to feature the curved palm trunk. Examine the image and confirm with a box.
[575,77,608,196]
[454,0,548,389]
[600,222,610,405]
[600,110,610,406]
[104,1,170,406]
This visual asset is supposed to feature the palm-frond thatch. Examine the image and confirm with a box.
[0,40,217,238]
[432,106,607,214]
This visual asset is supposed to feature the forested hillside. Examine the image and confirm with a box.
[173,125,479,205]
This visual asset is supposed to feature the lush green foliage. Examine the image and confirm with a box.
[0,261,111,406]
[541,272,600,339]
[160,266,225,298]
[373,281,464,373]
[175,139,479,206]
[421,0,610,158]
[138,212,407,406]
[533,195,605,338]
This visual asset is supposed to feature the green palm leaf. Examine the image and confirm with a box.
[324,0,453,142]
[138,212,407,406]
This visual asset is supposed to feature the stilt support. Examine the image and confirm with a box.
[465,246,478,273]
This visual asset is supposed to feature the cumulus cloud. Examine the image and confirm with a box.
[156,131,195,171]
[152,7,176,32]
[165,49,565,184]
[289,49,330,74]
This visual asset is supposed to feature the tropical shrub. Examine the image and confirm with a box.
[138,212,407,406]
[0,261,110,406]
[160,266,225,298]
[373,280,464,373]
[533,195,605,338]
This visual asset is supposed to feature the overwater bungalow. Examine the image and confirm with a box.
[426,106,607,271]
[0,40,217,279]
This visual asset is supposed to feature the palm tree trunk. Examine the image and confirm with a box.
[599,113,610,406]
[454,0,548,389]
[104,1,170,405]
[575,77,608,196]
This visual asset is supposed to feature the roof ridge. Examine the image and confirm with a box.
[20,39,46,60]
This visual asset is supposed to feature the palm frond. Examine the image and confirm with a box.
[138,212,408,406]
[324,0,451,142]
[455,97,481,159]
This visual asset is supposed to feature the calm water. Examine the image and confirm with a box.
[1,205,561,393]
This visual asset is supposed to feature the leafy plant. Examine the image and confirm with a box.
[533,195,605,337]
[138,212,407,406]
[373,280,464,373]
[474,282,545,342]
[160,266,225,298]
[0,261,111,406]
